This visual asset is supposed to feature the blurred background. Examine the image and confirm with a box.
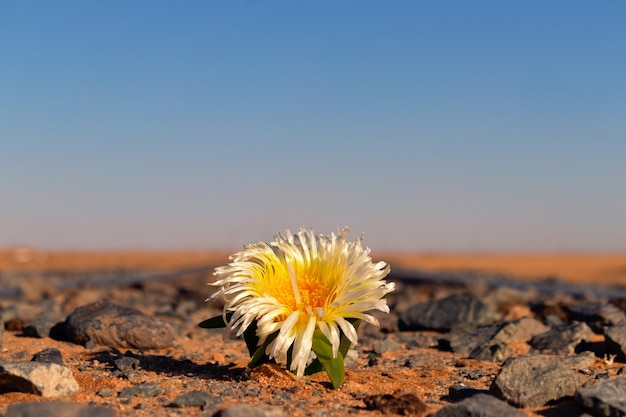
[1,1,625,253]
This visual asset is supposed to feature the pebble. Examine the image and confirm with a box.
[4,401,115,417]
[118,381,163,399]
[530,321,594,355]
[0,361,79,397]
[372,337,402,355]
[64,300,176,349]
[576,375,626,416]
[21,315,63,339]
[31,348,64,366]
[171,390,222,408]
[213,405,287,417]
[433,393,525,417]
[398,292,494,332]
[490,355,584,407]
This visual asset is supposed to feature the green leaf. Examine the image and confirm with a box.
[311,329,345,389]
[248,330,279,367]
[198,312,233,328]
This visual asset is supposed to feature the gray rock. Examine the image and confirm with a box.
[399,292,494,332]
[114,356,140,373]
[604,323,626,362]
[118,381,163,399]
[530,321,594,355]
[5,401,115,417]
[22,316,61,339]
[31,348,64,366]
[441,318,549,363]
[213,406,287,417]
[0,361,79,397]
[576,375,626,416]
[171,390,222,408]
[433,393,525,417]
[490,355,584,408]
[568,302,626,332]
[64,300,176,349]
[372,337,402,355]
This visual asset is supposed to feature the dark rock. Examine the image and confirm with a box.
[604,323,626,362]
[5,401,115,417]
[31,348,64,366]
[0,361,79,397]
[213,406,287,417]
[530,322,594,355]
[567,302,626,332]
[575,375,626,416]
[118,381,163,399]
[171,390,221,408]
[399,292,494,332]
[64,300,176,349]
[447,384,485,401]
[433,393,525,417]
[490,355,585,408]
[441,318,548,362]
[363,392,428,415]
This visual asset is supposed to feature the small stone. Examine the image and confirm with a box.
[5,401,115,417]
[22,317,61,339]
[213,406,287,417]
[576,375,626,416]
[372,337,402,355]
[97,388,114,397]
[530,321,594,355]
[119,381,163,399]
[399,292,494,332]
[171,390,221,408]
[363,392,428,415]
[64,300,176,349]
[490,355,584,407]
[31,348,64,366]
[433,393,525,417]
[0,361,79,397]
[114,356,140,373]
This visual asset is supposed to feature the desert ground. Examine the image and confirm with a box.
[1,247,626,416]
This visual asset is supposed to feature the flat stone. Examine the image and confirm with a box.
[118,381,163,399]
[171,390,222,408]
[31,348,64,366]
[5,401,115,417]
[433,393,525,417]
[576,375,626,416]
[490,355,584,408]
[64,300,176,349]
[372,337,402,355]
[530,321,594,355]
[213,406,287,417]
[399,292,494,332]
[0,361,79,397]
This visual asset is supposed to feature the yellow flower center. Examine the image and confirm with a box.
[268,262,332,313]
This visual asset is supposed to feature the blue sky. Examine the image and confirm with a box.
[1,1,625,252]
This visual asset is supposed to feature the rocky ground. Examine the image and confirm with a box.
[1,250,626,416]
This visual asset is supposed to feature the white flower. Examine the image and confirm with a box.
[211,226,394,378]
